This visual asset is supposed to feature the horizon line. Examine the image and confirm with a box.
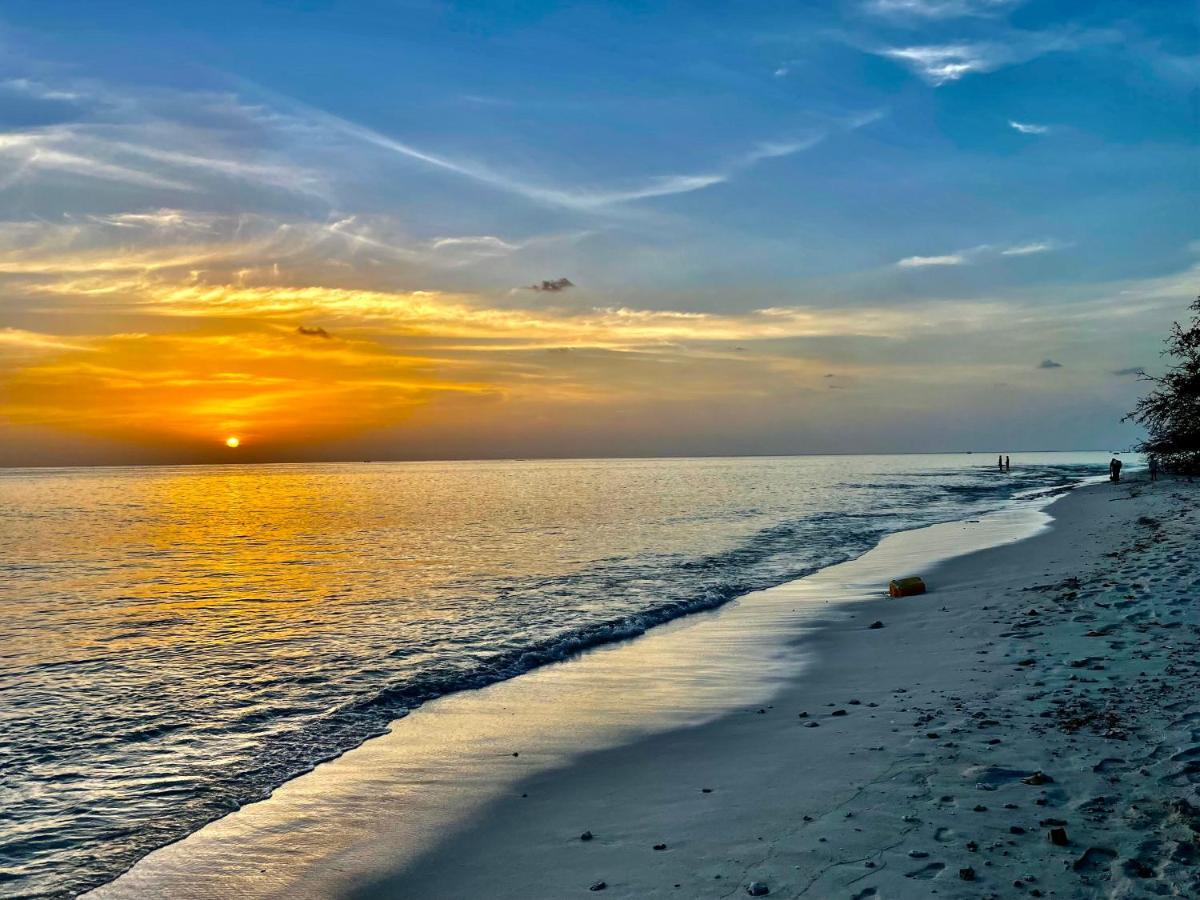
[0,448,1128,472]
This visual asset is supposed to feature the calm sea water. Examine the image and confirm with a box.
[0,453,1109,897]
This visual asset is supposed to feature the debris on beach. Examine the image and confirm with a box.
[888,576,926,597]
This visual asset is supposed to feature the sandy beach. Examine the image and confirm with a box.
[361,475,1200,898]
[83,472,1200,899]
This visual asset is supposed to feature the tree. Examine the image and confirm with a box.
[1126,295,1200,473]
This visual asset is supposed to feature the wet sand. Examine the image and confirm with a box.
[89,475,1200,898]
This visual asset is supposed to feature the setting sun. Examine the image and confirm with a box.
[225,437,240,448]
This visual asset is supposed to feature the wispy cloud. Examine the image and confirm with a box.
[0,131,195,192]
[898,240,1062,267]
[878,30,1098,85]
[0,63,882,229]
[1112,366,1145,376]
[0,327,94,354]
[881,43,1002,85]
[1000,240,1059,256]
[264,92,705,211]
[864,0,1022,19]
[314,107,813,211]
[743,137,825,163]
[0,211,573,282]
[266,84,880,212]
[0,84,326,198]
[1,77,82,102]
[429,235,520,254]
[1009,120,1050,135]
[898,253,966,267]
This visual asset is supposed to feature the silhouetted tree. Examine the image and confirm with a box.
[1126,295,1200,473]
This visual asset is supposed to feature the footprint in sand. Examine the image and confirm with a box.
[1159,761,1200,786]
[904,862,945,879]
[1077,795,1116,817]
[934,826,955,842]
[1168,745,1200,763]
[1072,845,1117,873]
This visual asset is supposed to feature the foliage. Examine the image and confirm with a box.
[1126,295,1200,473]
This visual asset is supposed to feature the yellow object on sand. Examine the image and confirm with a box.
[889,576,926,597]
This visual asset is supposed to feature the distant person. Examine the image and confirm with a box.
[1005,455,1010,472]
[998,454,1004,471]
[1149,455,1159,481]
[1109,456,1123,483]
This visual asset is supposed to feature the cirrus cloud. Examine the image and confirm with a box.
[1009,120,1051,135]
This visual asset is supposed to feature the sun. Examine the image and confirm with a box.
[225,436,240,448]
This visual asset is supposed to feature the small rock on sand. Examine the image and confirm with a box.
[589,881,606,891]
[746,882,770,896]
[959,866,976,881]
[1048,827,1070,846]
[869,621,885,629]
[580,831,593,841]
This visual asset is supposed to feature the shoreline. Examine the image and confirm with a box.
[84,474,1105,899]
[383,474,1199,898]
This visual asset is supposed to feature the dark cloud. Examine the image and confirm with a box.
[1112,366,1145,376]
[297,325,331,339]
[526,277,575,292]
[1037,358,1063,369]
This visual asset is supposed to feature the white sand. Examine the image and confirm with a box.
[90,476,1200,899]
[370,476,1200,898]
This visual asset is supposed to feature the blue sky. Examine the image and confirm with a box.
[0,1,1195,463]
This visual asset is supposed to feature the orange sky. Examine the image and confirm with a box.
[0,242,1165,464]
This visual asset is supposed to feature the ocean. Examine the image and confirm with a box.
[0,452,1111,898]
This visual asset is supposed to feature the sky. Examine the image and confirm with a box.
[0,0,1195,465]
